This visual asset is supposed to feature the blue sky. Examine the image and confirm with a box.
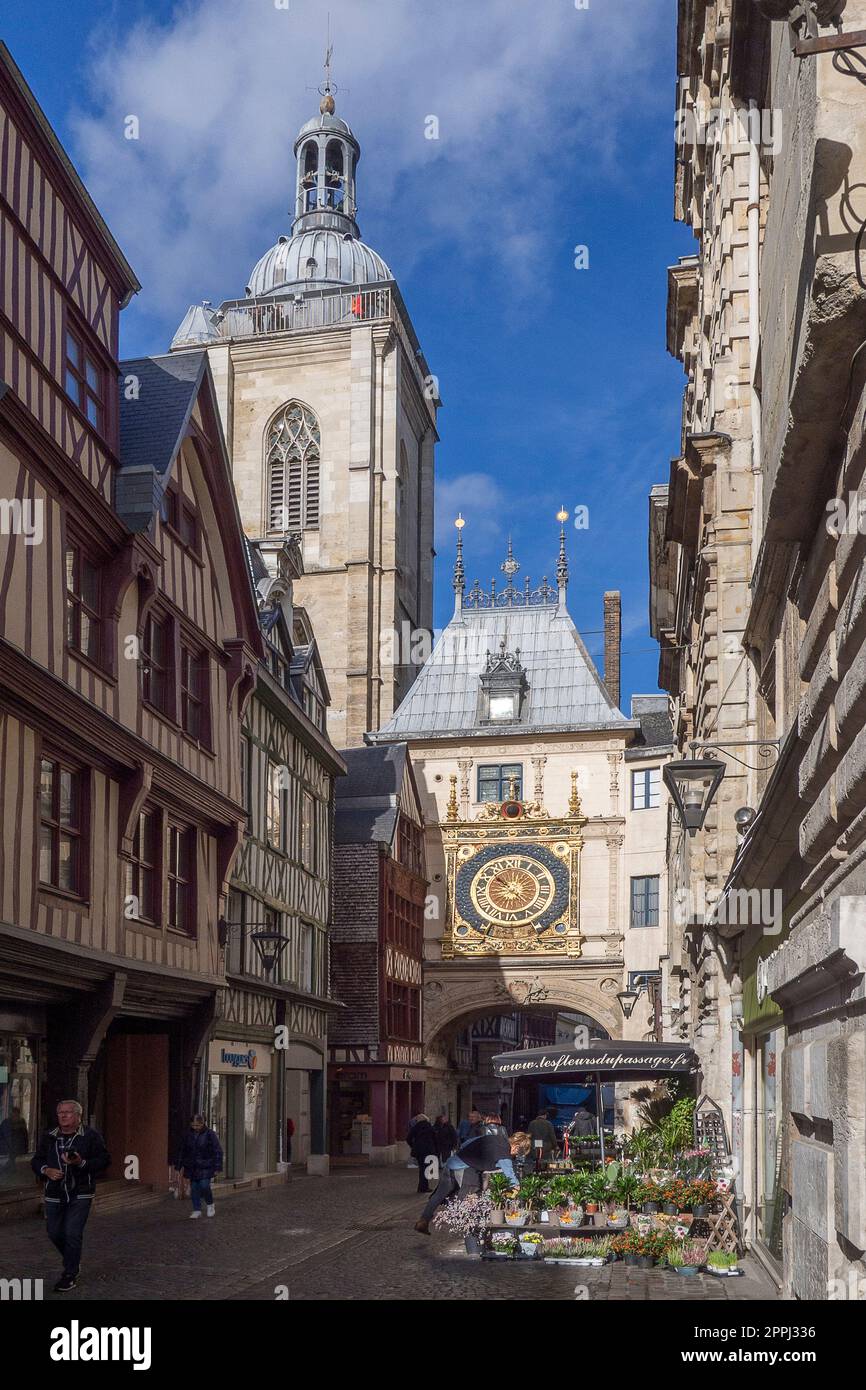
[5,0,694,704]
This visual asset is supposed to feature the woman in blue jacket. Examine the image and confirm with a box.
[177,1114,223,1219]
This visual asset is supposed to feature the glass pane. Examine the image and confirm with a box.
[39,825,53,882]
[85,396,100,427]
[65,369,79,400]
[82,560,99,608]
[85,357,99,390]
[65,549,76,593]
[39,760,54,818]
[58,835,75,892]
[66,332,79,367]
[59,771,74,827]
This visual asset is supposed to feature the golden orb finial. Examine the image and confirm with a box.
[320,90,335,116]
[557,506,569,525]
[454,514,465,530]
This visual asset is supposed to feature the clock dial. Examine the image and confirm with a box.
[470,854,556,927]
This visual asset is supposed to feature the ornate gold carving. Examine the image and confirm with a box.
[446,773,459,822]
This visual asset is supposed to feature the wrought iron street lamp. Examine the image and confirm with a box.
[616,987,640,1019]
[218,917,289,977]
[663,757,726,836]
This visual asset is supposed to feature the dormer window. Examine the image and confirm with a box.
[489,695,516,721]
[477,639,528,725]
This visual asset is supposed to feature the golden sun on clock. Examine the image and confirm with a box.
[469,854,557,926]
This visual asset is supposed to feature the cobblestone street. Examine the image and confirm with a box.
[1,1168,781,1302]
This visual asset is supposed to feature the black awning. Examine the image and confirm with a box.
[492,1041,699,1083]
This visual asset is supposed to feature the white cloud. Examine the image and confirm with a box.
[435,471,510,553]
[68,0,669,334]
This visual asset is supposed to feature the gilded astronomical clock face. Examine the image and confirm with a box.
[470,854,556,927]
[454,841,570,946]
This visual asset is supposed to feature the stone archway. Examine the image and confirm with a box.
[423,959,623,1055]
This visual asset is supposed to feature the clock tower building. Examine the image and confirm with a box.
[170,78,438,749]
[369,518,674,1119]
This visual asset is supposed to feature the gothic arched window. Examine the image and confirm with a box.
[267,402,321,533]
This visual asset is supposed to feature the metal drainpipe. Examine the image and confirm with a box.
[748,99,763,574]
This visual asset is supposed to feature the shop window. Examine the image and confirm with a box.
[167,824,195,933]
[0,1035,38,1189]
[65,326,105,433]
[125,808,159,923]
[477,763,522,803]
[39,757,86,896]
[65,543,101,664]
[631,767,661,810]
[397,815,423,875]
[630,875,659,928]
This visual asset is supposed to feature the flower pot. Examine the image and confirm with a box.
[464,1234,481,1255]
[692,1204,708,1218]
[624,1254,640,1266]
[642,1202,659,1214]
[585,1202,599,1215]
[518,1240,539,1259]
[675,1265,701,1276]
[637,1255,655,1269]
[663,1203,678,1215]
[489,1209,505,1227]
[504,1213,526,1229]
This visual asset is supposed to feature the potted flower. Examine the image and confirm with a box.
[667,1238,707,1275]
[661,1177,689,1215]
[637,1179,662,1214]
[543,1237,579,1262]
[611,1231,639,1266]
[431,1191,493,1254]
[706,1250,742,1277]
[687,1179,717,1218]
[503,1198,528,1228]
[615,1169,641,1213]
[518,1230,544,1259]
[545,1175,583,1228]
[487,1230,518,1258]
[517,1173,549,1218]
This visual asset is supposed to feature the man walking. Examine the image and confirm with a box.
[32,1099,110,1292]
[177,1113,223,1218]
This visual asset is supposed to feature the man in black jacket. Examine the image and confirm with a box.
[31,1099,110,1292]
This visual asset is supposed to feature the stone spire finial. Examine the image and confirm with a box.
[556,507,569,608]
[568,769,583,819]
[453,515,466,614]
[446,774,459,822]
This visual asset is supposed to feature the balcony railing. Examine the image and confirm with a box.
[212,286,392,343]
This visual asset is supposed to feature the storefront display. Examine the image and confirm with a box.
[207,1039,274,1180]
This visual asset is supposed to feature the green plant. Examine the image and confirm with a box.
[636,1179,663,1205]
[658,1098,696,1156]
[545,1175,579,1209]
[666,1246,684,1269]
[543,1239,578,1258]
[585,1169,612,1205]
[615,1170,641,1209]
[707,1250,738,1270]
[486,1172,517,1209]
[517,1174,549,1213]
[582,1235,614,1258]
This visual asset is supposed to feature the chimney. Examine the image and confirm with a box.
[603,591,621,709]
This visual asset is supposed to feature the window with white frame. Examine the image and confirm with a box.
[630,875,660,928]
[631,766,661,810]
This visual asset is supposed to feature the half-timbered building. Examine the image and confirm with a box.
[329,743,428,1162]
[221,536,345,1176]
[0,41,264,1195]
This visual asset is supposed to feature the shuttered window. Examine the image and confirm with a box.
[266,402,321,532]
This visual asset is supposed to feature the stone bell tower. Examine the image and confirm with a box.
[170,68,438,749]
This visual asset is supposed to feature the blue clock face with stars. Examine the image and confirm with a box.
[454,842,569,941]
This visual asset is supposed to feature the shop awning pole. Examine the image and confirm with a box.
[596,1076,606,1165]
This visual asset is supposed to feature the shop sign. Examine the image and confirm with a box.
[208,1040,272,1075]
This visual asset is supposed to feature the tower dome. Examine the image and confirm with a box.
[245,86,391,297]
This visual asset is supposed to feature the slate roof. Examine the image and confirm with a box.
[624,694,674,760]
[370,605,635,742]
[119,351,207,479]
[334,744,409,846]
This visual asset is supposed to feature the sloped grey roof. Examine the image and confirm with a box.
[118,351,206,478]
[334,744,409,845]
[246,229,391,296]
[370,605,635,742]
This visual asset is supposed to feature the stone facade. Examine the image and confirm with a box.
[650,0,866,1297]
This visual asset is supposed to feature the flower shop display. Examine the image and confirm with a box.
[685,1179,717,1218]
[486,1171,518,1226]
[571,1235,615,1266]
[503,1198,528,1228]
[637,1179,663,1214]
